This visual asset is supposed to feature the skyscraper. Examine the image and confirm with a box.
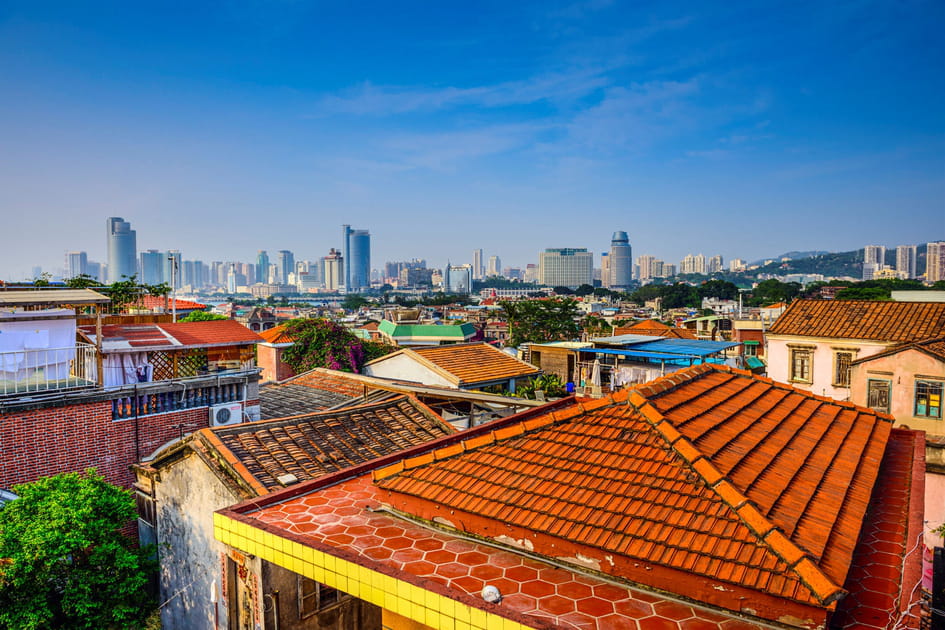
[277,250,295,285]
[863,245,886,280]
[65,251,87,279]
[342,226,371,292]
[896,245,917,279]
[927,241,945,283]
[256,251,270,284]
[472,249,484,280]
[323,248,343,291]
[106,217,137,283]
[487,255,501,277]
[608,231,632,288]
[538,248,594,288]
[139,250,165,285]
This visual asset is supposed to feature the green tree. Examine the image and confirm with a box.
[697,279,739,301]
[178,311,228,322]
[835,287,892,301]
[574,284,595,296]
[32,272,53,287]
[552,286,575,295]
[103,275,146,312]
[281,318,394,373]
[501,299,581,347]
[341,294,369,311]
[0,470,155,630]
[63,274,100,289]
[748,279,802,306]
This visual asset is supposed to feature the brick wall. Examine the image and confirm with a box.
[0,398,261,491]
[257,345,295,384]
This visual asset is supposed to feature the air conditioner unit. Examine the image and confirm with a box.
[210,402,244,427]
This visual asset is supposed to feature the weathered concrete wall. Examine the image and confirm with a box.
[262,562,381,630]
[156,452,239,630]
[529,347,574,384]
[767,335,887,400]
[363,353,454,388]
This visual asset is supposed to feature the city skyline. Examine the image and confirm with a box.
[0,2,942,278]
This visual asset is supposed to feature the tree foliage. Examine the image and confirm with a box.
[746,279,802,306]
[178,311,228,322]
[0,470,155,630]
[281,318,395,373]
[501,299,581,347]
[341,294,369,311]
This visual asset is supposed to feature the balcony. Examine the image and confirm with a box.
[0,343,97,397]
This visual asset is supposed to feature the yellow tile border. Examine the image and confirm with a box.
[213,513,534,630]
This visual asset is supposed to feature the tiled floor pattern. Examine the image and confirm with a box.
[252,474,768,629]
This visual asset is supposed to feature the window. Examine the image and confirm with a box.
[867,379,891,413]
[743,342,758,357]
[298,576,341,618]
[833,352,853,387]
[789,348,812,383]
[914,380,943,419]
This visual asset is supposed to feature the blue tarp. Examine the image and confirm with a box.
[581,338,738,359]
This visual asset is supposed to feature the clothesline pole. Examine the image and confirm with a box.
[95,306,103,387]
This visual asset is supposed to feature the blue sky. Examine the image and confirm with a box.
[1,0,942,279]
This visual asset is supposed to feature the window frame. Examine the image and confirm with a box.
[867,378,892,414]
[298,575,342,619]
[789,347,813,384]
[914,379,943,419]
[832,351,854,388]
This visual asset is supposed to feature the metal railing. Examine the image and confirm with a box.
[111,380,246,420]
[0,343,97,396]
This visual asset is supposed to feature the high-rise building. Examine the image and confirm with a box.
[472,249,484,280]
[342,228,371,292]
[608,231,632,288]
[65,251,88,279]
[895,245,917,279]
[86,261,104,282]
[600,253,611,288]
[106,217,137,283]
[729,258,746,272]
[539,248,594,288]
[636,255,656,282]
[862,245,886,280]
[256,251,270,283]
[139,250,165,285]
[323,248,343,291]
[276,250,295,285]
[444,263,473,294]
[927,241,945,283]
[679,254,707,276]
[487,255,501,277]
[708,255,724,274]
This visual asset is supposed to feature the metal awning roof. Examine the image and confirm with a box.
[584,348,704,361]
[590,334,661,346]
[583,338,739,358]
[0,289,111,306]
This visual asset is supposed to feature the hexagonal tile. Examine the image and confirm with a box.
[457,551,491,567]
[502,592,538,613]
[402,560,436,576]
[434,562,469,579]
[557,611,599,629]
[424,549,457,564]
[594,583,632,600]
[413,538,443,552]
[680,619,725,630]
[557,581,593,600]
[577,596,615,617]
[599,614,639,630]
[521,579,556,599]
[362,546,393,561]
[538,567,573,584]
[615,598,654,618]
[451,575,485,594]
[538,594,576,616]
[639,616,682,630]
[505,565,539,582]
[470,564,504,581]
[653,600,696,621]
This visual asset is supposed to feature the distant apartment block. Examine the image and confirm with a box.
[928,241,945,283]
[486,255,501,277]
[65,251,87,279]
[896,245,918,279]
[679,253,707,275]
[538,248,593,288]
[472,248,483,280]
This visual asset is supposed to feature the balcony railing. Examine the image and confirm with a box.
[0,343,97,396]
[111,380,246,420]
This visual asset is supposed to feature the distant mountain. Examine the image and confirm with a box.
[750,250,861,278]
[750,250,831,265]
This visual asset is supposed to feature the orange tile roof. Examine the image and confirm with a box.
[158,319,263,346]
[767,299,945,342]
[375,364,895,611]
[406,342,540,386]
[613,320,697,339]
[200,395,453,494]
[851,335,945,365]
[258,324,296,344]
[133,295,207,311]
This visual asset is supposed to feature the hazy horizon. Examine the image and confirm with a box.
[1,1,943,279]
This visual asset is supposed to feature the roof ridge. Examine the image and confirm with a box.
[626,388,846,606]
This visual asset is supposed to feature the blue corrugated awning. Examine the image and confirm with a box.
[585,338,738,358]
[583,348,704,360]
[745,357,766,369]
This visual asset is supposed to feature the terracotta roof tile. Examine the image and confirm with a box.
[259,370,369,418]
[375,364,896,610]
[204,395,453,492]
[258,324,296,344]
[614,320,698,339]
[407,342,540,386]
[852,335,945,364]
[767,299,945,342]
[158,319,264,346]
[132,295,207,311]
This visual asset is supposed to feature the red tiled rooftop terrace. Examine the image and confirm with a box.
[222,364,924,629]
